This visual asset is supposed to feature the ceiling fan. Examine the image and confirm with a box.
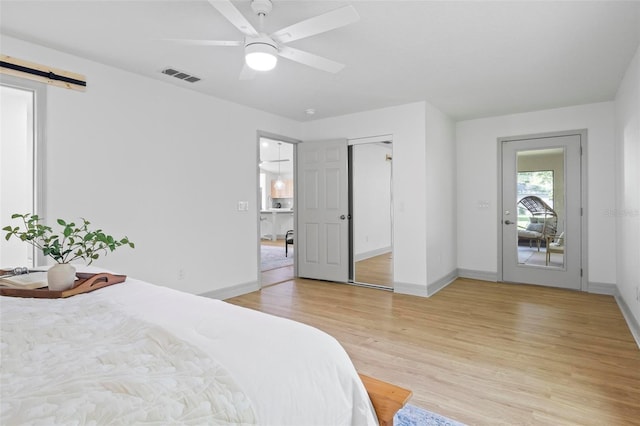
[259,158,289,171]
[167,0,360,79]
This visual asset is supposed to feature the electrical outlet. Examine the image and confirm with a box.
[178,268,185,280]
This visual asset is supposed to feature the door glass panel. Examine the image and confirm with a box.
[516,148,565,269]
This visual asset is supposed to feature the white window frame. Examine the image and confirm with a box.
[1,74,47,267]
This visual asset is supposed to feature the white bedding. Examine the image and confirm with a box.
[0,274,377,425]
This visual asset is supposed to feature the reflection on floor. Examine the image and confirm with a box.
[261,240,393,288]
[355,252,393,288]
[262,265,294,287]
[261,239,294,287]
[518,246,564,268]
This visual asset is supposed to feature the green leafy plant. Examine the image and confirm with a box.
[3,213,134,264]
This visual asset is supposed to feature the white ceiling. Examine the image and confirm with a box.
[1,1,639,122]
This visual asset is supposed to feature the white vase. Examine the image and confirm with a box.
[47,263,76,291]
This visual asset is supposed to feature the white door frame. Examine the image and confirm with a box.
[497,129,588,291]
[256,131,300,286]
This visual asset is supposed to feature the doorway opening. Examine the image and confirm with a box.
[258,136,296,286]
[0,76,46,268]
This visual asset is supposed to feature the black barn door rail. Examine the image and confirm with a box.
[0,54,86,91]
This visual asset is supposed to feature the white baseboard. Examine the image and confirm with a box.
[615,293,640,349]
[394,269,458,298]
[393,281,428,297]
[395,268,492,298]
[588,281,638,349]
[457,268,498,282]
[354,246,392,262]
[588,281,619,296]
[427,269,458,296]
[199,280,260,300]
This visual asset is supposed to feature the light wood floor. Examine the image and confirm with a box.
[261,240,394,288]
[261,264,294,287]
[226,278,640,425]
[261,238,287,248]
[355,252,393,287]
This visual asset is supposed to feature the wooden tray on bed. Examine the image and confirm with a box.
[0,272,126,299]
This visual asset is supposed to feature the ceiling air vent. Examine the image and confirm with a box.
[161,67,201,83]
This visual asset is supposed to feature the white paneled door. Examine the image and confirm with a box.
[297,139,349,282]
[501,132,583,290]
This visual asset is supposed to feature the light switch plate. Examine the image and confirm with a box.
[238,201,249,211]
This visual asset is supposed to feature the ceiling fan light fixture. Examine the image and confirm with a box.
[274,142,285,189]
[245,41,278,71]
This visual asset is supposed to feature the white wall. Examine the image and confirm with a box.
[614,44,640,331]
[1,35,302,296]
[456,102,617,285]
[425,103,457,290]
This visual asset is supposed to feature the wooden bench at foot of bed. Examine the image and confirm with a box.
[359,374,412,426]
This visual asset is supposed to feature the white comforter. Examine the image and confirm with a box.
[1,274,377,425]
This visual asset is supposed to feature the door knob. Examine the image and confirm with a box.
[504,220,514,225]
[340,215,346,220]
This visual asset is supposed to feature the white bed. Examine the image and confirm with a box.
[0,272,378,425]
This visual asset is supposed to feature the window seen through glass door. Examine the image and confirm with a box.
[516,148,565,269]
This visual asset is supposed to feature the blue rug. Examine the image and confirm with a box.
[394,404,466,426]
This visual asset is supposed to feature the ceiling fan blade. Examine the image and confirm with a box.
[207,0,259,38]
[163,39,241,47]
[271,5,359,44]
[278,46,345,74]
[262,159,290,163]
[239,63,257,80]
